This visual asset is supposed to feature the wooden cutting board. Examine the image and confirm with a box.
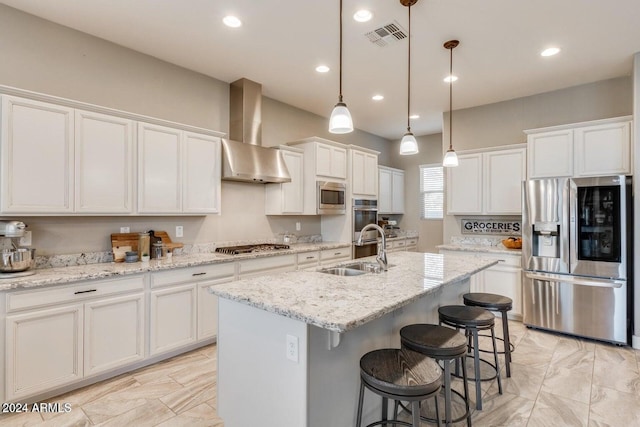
[111,231,184,252]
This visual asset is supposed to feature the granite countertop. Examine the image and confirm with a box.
[437,243,522,256]
[209,251,498,333]
[0,241,351,291]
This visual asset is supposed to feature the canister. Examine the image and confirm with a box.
[138,232,150,258]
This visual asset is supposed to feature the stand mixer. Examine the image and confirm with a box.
[0,221,36,278]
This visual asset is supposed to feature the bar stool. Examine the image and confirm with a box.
[463,292,514,377]
[400,324,472,427]
[438,305,502,411]
[357,348,442,427]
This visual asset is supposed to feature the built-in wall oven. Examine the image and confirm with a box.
[317,181,346,215]
[353,199,378,259]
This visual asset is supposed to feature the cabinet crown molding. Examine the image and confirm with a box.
[524,116,632,135]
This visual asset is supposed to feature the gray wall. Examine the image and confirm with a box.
[440,76,633,243]
[0,5,390,255]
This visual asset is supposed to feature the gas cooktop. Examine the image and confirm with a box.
[215,244,290,255]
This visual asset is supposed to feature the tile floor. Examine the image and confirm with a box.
[2,320,640,426]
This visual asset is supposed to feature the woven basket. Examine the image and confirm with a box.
[502,238,522,249]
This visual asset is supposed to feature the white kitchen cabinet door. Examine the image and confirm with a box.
[84,293,145,376]
[5,304,83,400]
[198,277,233,341]
[75,110,134,213]
[316,143,347,179]
[574,121,631,176]
[138,122,182,213]
[484,148,526,215]
[527,129,573,178]
[351,150,378,198]
[265,148,304,214]
[183,132,221,214]
[391,170,404,214]
[150,284,197,356]
[482,264,522,319]
[447,153,483,214]
[378,167,392,213]
[1,96,74,214]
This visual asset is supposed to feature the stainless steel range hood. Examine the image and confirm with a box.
[221,78,291,183]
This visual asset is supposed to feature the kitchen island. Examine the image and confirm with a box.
[209,251,498,427]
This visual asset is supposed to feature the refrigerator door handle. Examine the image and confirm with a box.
[525,272,624,288]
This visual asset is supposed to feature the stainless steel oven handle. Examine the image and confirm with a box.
[353,207,378,212]
[525,272,624,288]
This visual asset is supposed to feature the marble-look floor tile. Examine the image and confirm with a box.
[94,399,174,427]
[169,357,217,386]
[527,390,589,427]
[487,362,546,400]
[133,354,210,385]
[589,384,640,426]
[31,408,91,427]
[470,390,535,426]
[541,363,593,404]
[160,374,216,414]
[0,411,45,426]
[81,383,148,425]
[50,374,139,408]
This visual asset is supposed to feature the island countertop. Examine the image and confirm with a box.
[209,251,498,333]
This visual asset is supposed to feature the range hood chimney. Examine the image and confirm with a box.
[221,78,291,183]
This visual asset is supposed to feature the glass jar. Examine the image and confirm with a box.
[138,232,150,259]
[152,242,165,259]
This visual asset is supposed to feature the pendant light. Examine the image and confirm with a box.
[443,39,459,167]
[399,0,419,155]
[329,0,354,134]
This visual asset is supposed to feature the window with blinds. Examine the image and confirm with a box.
[420,164,443,219]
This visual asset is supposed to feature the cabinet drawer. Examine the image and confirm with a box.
[151,263,235,288]
[393,239,406,249]
[238,254,296,278]
[7,275,145,313]
[406,238,418,247]
[320,247,351,261]
[297,251,320,266]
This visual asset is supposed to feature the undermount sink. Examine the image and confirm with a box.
[318,267,366,276]
[318,262,395,276]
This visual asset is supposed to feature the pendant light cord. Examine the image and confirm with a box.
[448,43,453,150]
[338,0,344,103]
[406,4,411,132]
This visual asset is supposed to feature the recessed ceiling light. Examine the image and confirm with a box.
[541,47,560,57]
[315,65,330,73]
[353,10,373,22]
[409,114,420,120]
[443,75,458,83]
[372,94,384,101]
[223,15,242,28]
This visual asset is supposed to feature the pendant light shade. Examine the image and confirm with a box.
[400,131,419,155]
[399,0,419,155]
[329,0,353,134]
[443,39,459,167]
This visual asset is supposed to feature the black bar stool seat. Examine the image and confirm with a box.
[463,292,514,377]
[438,305,503,411]
[357,348,443,427]
[400,324,472,427]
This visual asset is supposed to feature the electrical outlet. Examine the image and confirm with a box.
[19,231,32,246]
[120,227,130,233]
[176,226,184,238]
[295,222,301,231]
[286,334,299,362]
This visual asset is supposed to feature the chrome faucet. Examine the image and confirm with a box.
[356,223,388,271]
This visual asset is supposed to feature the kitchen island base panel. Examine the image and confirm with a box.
[217,278,470,427]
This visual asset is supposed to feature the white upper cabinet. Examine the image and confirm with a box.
[526,117,632,179]
[378,166,405,214]
[447,146,526,215]
[447,153,483,214]
[350,147,378,198]
[265,146,304,215]
[75,109,134,213]
[138,122,182,214]
[1,96,75,214]
[182,132,221,214]
[574,121,631,176]
[316,142,347,179]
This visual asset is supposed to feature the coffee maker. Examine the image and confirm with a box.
[0,221,36,277]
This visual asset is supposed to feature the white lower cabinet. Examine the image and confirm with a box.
[238,254,296,279]
[296,251,320,270]
[319,247,351,266]
[150,284,197,355]
[4,275,145,401]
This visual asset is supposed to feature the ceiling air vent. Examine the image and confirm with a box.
[365,21,407,47]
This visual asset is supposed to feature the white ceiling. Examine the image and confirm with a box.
[2,0,640,139]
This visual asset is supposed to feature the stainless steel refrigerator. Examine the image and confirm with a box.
[522,175,632,345]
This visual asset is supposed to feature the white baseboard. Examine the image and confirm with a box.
[632,334,640,349]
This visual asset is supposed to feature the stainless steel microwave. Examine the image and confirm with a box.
[317,181,346,214]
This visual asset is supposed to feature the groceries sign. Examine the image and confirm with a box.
[461,219,521,235]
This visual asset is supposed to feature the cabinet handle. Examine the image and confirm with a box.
[192,272,207,276]
[74,289,97,295]
[305,256,314,260]
[334,252,341,256]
